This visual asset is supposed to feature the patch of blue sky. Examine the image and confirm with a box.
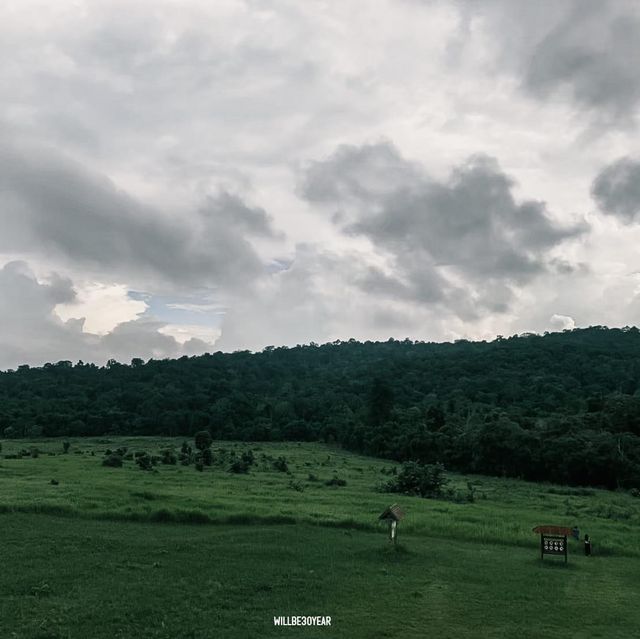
[127,290,224,328]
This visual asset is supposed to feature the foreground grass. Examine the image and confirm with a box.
[1,437,639,637]
[2,514,638,639]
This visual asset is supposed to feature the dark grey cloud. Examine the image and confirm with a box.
[0,142,281,289]
[453,0,640,127]
[524,2,640,125]
[592,157,640,223]
[300,142,588,313]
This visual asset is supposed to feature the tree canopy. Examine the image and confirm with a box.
[2,326,640,489]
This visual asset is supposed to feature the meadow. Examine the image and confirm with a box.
[1,437,639,638]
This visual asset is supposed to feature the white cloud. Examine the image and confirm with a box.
[55,283,147,334]
[1,0,640,364]
[549,314,576,331]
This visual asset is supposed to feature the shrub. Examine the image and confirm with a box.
[289,478,305,492]
[62,441,70,454]
[630,488,640,499]
[181,441,191,455]
[385,461,447,498]
[202,448,213,466]
[241,450,255,466]
[307,473,319,482]
[136,453,153,471]
[50,479,59,485]
[273,456,288,473]
[30,448,39,458]
[195,462,204,472]
[102,454,123,468]
[229,459,250,474]
[194,431,212,451]
[161,450,177,465]
[325,476,347,487]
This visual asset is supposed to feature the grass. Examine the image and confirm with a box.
[0,437,639,638]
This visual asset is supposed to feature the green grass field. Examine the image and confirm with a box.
[1,437,639,638]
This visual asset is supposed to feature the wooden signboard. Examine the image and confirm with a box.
[533,525,571,563]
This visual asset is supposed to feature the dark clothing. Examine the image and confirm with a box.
[584,541,592,556]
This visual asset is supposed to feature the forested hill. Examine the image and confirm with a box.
[3,326,640,489]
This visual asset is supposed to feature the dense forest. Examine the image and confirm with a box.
[2,327,640,490]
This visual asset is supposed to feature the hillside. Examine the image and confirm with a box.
[1,437,639,638]
[2,326,640,489]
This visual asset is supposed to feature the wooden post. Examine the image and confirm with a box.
[389,520,397,545]
[379,504,404,547]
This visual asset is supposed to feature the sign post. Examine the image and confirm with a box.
[533,525,571,563]
[379,504,404,546]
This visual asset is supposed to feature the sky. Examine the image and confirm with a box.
[2,0,640,369]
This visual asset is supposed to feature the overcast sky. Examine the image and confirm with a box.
[2,0,640,368]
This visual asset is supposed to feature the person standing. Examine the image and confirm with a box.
[584,533,592,556]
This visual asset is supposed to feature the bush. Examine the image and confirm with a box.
[202,448,213,466]
[161,450,177,465]
[195,462,204,472]
[241,450,255,466]
[289,478,305,492]
[325,476,347,487]
[30,448,39,458]
[102,454,123,468]
[50,479,59,485]
[229,459,251,474]
[385,461,447,498]
[62,441,70,454]
[136,453,153,471]
[194,431,212,451]
[307,473,319,482]
[273,456,288,473]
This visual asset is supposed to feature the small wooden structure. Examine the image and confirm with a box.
[533,525,571,563]
[379,504,404,545]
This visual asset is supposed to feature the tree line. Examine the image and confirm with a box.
[2,326,640,489]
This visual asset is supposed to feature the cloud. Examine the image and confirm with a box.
[299,142,588,314]
[0,141,280,290]
[591,157,640,223]
[0,261,207,370]
[453,0,640,128]
[549,314,576,331]
[1,0,639,363]
[523,2,640,126]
